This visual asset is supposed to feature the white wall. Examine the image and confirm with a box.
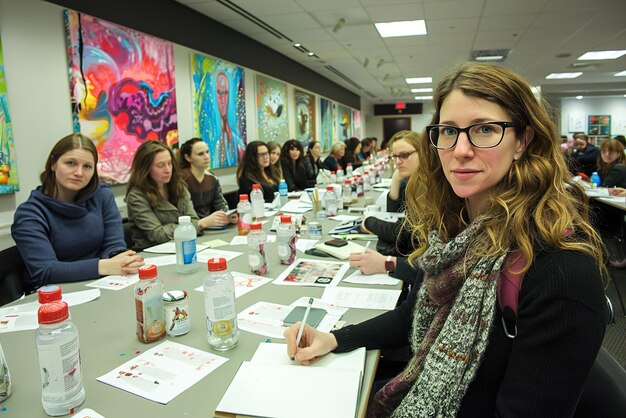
[364,102,435,141]
[560,96,626,138]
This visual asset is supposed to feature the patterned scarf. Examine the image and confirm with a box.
[368,219,507,418]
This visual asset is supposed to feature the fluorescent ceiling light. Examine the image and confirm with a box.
[293,43,301,48]
[406,77,432,84]
[475,55,504,61]
[545,72,582,79]
[414,96,433,100]
[578,50,626,60]
[375,20,427,38]
[410,88,433,93]
[576,95,583,100]
[615,70,626,76]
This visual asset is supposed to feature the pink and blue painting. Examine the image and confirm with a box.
[256,75,288,142]
[65,10,178,184]
[337,104,352,140]
[191,53,246,168]
[0,38,19,194]
[294,89,315,145]
[320,98,333,152]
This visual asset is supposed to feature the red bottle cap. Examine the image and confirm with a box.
[250,222,262,230]
[38,301,69,324]
[348,163,352,166]
[344,179,351,184]
[327,186,334,191]
[331,171,336,174]
[138,264,158,280]
[338,165,342,170]
[207,257,227,272]
[38,285,62,304]
[239,194,249,201]
[252,183,261,190]
[280,215,292,223]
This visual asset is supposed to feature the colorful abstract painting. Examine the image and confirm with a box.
[65,10,178,184]
[320,98,333,152]
[256,75,288,142]
[191,53,246,168]
[294,89,315,145]
[337,104,352,140]
[352,109,361,139]
[0,38,19,194]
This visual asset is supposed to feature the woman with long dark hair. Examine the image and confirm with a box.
[237,141,281,202]
[280,139,315,191]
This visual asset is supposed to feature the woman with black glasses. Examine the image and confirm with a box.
[237,141,281,202]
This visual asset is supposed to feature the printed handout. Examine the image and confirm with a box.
[322,287,402,310]
[273,258,349,287]
[86,274,139,290]
[194,271,271,299]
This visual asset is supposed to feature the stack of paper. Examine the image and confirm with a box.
[215,343,365,418]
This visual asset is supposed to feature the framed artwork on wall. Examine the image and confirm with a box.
[320,98,333,152]
[0,38,19,194]
[294,89,315,145]
[191,52,246,169]
[65,10,178,184]
[336,104,352,141]
[255,75,288,143]
[587,115,611,137]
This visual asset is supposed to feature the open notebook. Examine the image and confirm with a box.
[215,342,366,418]
[315,240,366,260]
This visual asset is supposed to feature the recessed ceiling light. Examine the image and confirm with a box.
[406,77,432,84]
[293,43,301,48]
[410,88,433,93]
[475,55,504,61]
[307,52,315,57]
[578,50,626,60]
[545,72,583,79]
[576,95,583,100]
[615,70,626,77]
[375,20,427,38]
[414,96,433,100]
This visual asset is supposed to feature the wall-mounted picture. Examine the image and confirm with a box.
[337,104,352,140]
[65,10,178,184]
[588,114,611,136]
[255,75,288,143]
[294,89,315,145]
[352,109,361,139]
[320,98,333,152]
[0,38,19,194]
[191,53,246,169]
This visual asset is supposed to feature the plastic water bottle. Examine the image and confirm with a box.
[237,194,252,236]
[325,186,338,217]
[363,170,371,191]
[590,172,601,188]
[0,343,12,403]
[335,184,344,210]
[374,163,382,184]
[250,183,265,220]
[277,215,297,265]
[356,175,364,197]
[336,166,345,184]
[330,171,337,185]
[134,264,166,343]
[343,179,353,207]
[278,179,289,206]
[247,223,268,275]
[346,163,353,177]
[36,301,85,416]
[38,285,62,304]
[174,215,198,274]
[203,258,239,351]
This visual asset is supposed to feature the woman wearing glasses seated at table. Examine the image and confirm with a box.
[126,141,201,250]
[12,133,144,289]
[179,138,237,227]
[280,139,315,191]
[286,62,607,416]
[237,141,281,203]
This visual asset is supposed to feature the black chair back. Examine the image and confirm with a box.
[0,246,26,306]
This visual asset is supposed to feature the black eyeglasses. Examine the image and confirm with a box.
[389,150,417,161]
[427,122,520,150]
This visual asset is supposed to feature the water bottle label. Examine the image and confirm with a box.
[210,319,234,337]
[38,336,83,400]
[182,240,197,264]
[277,243,290,258]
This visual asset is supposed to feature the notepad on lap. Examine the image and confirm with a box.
[315,240,366,260]
[215,343,365,418]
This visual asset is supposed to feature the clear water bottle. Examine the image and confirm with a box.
[247,223,268,275]
[335,184,344,210]
[330,171,337,185]
[250,183,265,220]
[174,215,198,274]
[363,170,371,191]
[356,175,364,197]
[203,258,239,351]
[346,163,353,177]
[237,194,252,236]
[278,179,289,206]
[343,179,353,207]
[590,172,601,188]
[135,264,166,343]
[36,301,85,416]
[374,163,382,184]
[325,186,338,217]
[277,215,297,265]
[336,166,345,184]
[0,342,12,403]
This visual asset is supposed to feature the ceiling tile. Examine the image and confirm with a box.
[423,0,485,19]
[426,17,480,34]
[478,14,536,31]
[365,4,425,22]
[309,8,371,26]
[264,13,320,30]
[483,0,548,16]
[226,0,303,16]
[294,0,363,12]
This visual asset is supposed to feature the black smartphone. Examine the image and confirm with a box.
[325,238,349,247]
[283,306,327,327]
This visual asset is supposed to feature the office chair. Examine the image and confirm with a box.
[0,246,25,306]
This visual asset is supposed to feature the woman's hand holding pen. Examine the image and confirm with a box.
[284,323,338,365]
[99,250,144,276]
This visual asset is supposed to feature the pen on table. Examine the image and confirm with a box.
[361,241,371,254]
[293,297,314,359]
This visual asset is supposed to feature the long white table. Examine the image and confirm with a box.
[1,192,398,418]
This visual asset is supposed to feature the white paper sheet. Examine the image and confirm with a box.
[279,199,313,213]
[289,296,348,333]
[342,270,401,286]
[97,340,227,404]
[322,287,402,310]
[295,238,319,252]
[196,248,243,263]
[229,234,276,246]
[273,258,349,287]
[251,342,365,371]
[71,408,105,418]
[328,214,361,222]
[236,301,294,339]
[194,271,271,299]
[86,274,139,290]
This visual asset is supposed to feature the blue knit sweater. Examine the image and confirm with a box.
[11,185,127,289]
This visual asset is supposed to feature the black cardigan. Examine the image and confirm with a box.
[238,175,278,203]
